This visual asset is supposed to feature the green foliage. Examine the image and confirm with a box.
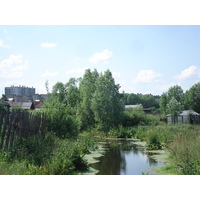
[167,85,183,103]
[52,82,66,102]
[43,102,80,139]
[159,85,184,115]
[78,69,99,129]
[51,78,80,107]
[159,93,168,115]
[41,139,88,175]
[168,127,200,174]
[0,102,6,111]
[91,70,124,132]
[134,124,200,174]
[109,126,136,138]
[183,82,200,113]
[121,93,160,110]
[166,97,183,122]
[122,105,160,126]
[146,132,162,150]
[0,132,97,175]
[4,132,55,166]
[1,94,8,101]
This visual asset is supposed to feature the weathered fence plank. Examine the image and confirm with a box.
[0,109,47,151]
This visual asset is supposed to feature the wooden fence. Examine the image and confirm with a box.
[0,109,47,151]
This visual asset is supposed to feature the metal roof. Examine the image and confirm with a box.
[125,105,142,108]
[8,102,34,110]
[166,110,199,117]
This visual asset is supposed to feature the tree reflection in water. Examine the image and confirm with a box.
[91,142,126,175]
[90,140,163,175]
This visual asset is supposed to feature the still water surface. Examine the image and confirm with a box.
[90,140,164,175]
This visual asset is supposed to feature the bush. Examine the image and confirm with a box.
[4,132,55,166]
[41,99,80,139]
[122,108,160,127]
[37,138,89,175]
[109,126,136,138]
[0,102,7,111]
[147,132,162,150]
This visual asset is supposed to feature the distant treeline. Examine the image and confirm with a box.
[120,93,160,109]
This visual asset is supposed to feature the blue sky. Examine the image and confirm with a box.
[1,25,200,96]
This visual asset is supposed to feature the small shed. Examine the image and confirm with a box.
[166,110,200,124]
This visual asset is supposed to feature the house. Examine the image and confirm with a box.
[8,102,35,111]
[32,101,44,110]
[125,105,152,114]
[166,110,200,124]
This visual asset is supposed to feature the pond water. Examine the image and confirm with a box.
[89,139,164,175]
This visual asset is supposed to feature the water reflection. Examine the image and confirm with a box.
[90,140,163,175]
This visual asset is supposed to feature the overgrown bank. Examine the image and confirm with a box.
[0,131,97,175]
[133,124,200,175]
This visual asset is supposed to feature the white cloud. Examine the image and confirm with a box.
[174,65,199,80]
[0,55,28,78]
[41,70,58,77]
[0,39,9,48]
[89,49,113,64]
[66,67,88,76]
[6,36,12,41]
[41,42,57,48]
[70,57,81,63]
[156,82,177,93]
[134,69,161,83]
[113,72,121,78]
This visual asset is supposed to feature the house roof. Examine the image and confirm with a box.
[33,101,44,109]
[166,110,199,117]
[9,102,34,110]
[125,105,142,109]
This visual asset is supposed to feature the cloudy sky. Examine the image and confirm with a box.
[0,25,200,96]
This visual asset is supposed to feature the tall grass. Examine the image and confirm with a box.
[0,132,97,175]
[168,127,200,175]
[134,124,200,174]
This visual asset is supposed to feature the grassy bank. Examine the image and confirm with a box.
[0,132,97,175]
[134,124,200,175]
[1,123,199,175]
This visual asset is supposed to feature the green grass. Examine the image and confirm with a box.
[135,124,200,175]
[0,131,97,175]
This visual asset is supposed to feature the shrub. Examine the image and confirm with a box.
[41,99,80,139]
[147,132,162,150]
[122,107,160,127]
[38,139,89,175]
[109,126,136,138]
[4,132,55,166]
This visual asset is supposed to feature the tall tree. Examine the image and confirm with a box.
[65,78,80,108]
[167,85,183,103]
[183,82,200,113]
[159,92,168,115]
[159,85,184,115]
[52,82,66,103]
[78,69,99,129]
[91,70,124,132]
[166,97,183,123]
[1,94,8,101]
